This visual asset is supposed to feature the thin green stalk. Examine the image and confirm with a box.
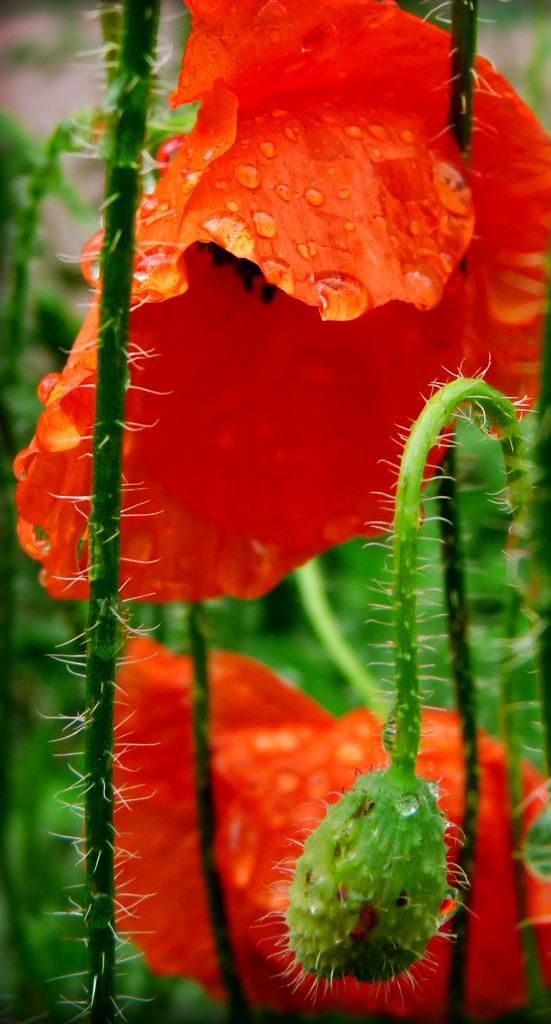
[188,604,251,1022]
[99,1,123,85]
[500,587,546,1007]
[295,559,387,717]
[4,118,88,383]
[448,0,478,161]
[391,378,526,780]
[445,3,479,1011]
[83,4,159,1022]
[532,253,551,786]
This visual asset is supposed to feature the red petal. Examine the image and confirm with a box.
[114,641,551,1018]
[15,247,468,600]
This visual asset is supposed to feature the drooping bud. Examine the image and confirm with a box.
[286,767,454,983]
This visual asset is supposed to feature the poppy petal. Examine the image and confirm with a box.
[114,639,551,1019]
[15,247,467,601]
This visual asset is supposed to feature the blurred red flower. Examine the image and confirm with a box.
[114,638,551,1020]
[15,0,551,601]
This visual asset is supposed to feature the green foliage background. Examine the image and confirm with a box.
[0,1,550,1021]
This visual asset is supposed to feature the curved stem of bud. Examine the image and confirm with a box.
[391,377,527,778]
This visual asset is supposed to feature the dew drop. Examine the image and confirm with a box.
[396,793,419,817]
[368,123,387,141]
[314,273,370,321]
[37,372,61,404]
[214,179,229,190]
[323,515,360,543]
[344,221,355,232]
[305,187,325,208]
[409,219,422,236]
[524,805,551,881]
[344,124,363,140]
[226,200,239,212]
[285,125,299,142]
[339,188,350,199]
[140,196,159,217]
[404,264,443,310]
[400,129,415,144]
[275,183,292,202]
[253,210,277,238]
[433,161,471,216]
[259,140,276,158]
[382,714,396,755]
[439,889,459,924]
[235,163,260,189]
[301,20,339,59]
[201,215,255,260]
[263,258,295,295]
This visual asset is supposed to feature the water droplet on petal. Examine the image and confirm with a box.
[344,124,363,140]
[37,372,61,404]
[409,219,422,236]
[400,129,415,144]
[259,140,276,158]
[214,179,229,190]
[344,221,355,232]
[235,163,260,189]
[226,200,239,212]
[404,264,443,310]
[314,273,370,321]
[297,242,310,260]
[339,189,350,200]
[368,123,387,141]
[323,515,360,543]
[433,161,471,216]
[275,183,291,202]
[252,210,277,238]
[396,793,419,817]
[285,125,299,143]
[201,215,255,260]
[301,21,339,59]
[263,258,295,295]
[305,187,325,208]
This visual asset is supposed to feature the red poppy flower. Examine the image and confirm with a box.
[15,1,551,601]
[114,637,551,1020]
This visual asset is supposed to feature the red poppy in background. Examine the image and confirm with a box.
[15,0,551,601]
[113,638,551,1020]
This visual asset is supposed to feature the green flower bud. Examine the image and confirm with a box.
[286,768,454,983]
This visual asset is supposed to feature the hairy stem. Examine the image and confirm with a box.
[532,253,551,786]
[295,559,387,716]
[445,3,479,1011]
[4,120,84,382]
[500,587,545,1006]
[188,604,251,1021]
[391,378,526,780]
[84,3,158,1021]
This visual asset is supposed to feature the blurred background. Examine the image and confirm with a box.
[1,1,550,1021]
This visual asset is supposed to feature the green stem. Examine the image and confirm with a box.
[445,4,478,1012]
[448,0,478,161]
[532,253,551,786]
[295,559,387,716]
[500,587,546,1006]
[99,1,123,85]
[4,120,83,383]
[188,604,251,1021]
[83,4,159,1022]
[391,378,526,780]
